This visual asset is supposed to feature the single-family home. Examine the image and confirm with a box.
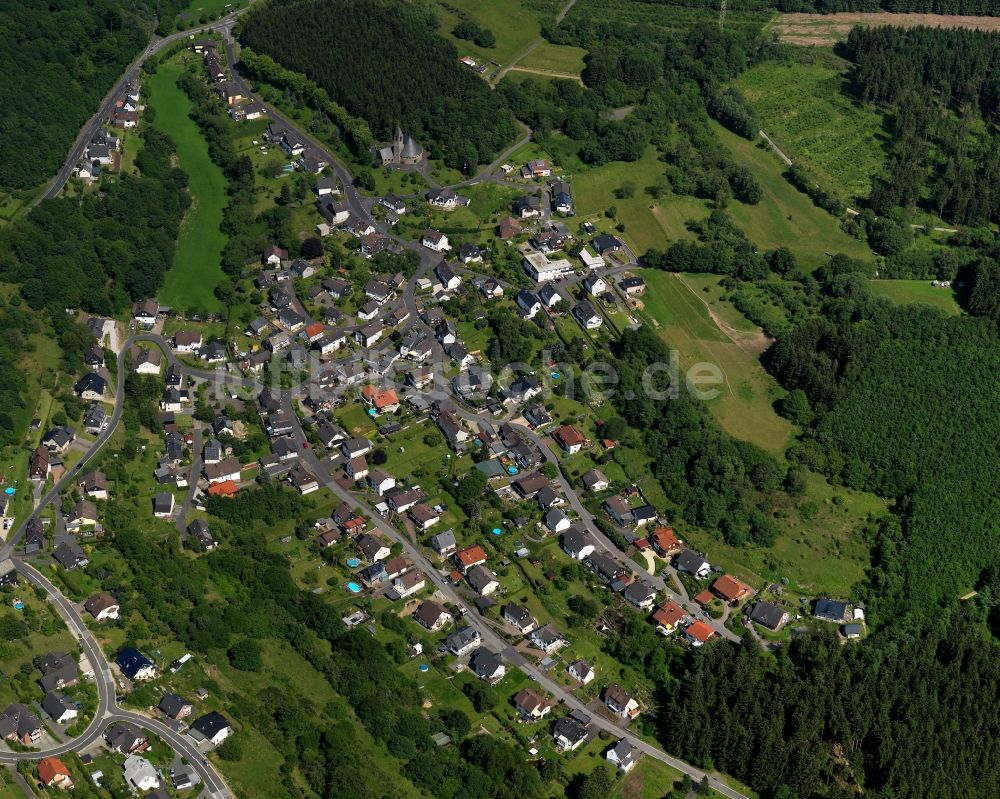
[41,692,78,725]
[470,649,505,683]
[712,574,753,604]
[684,620,717,647]
[606,739,637,773]
[603,683,640,719]
[422,229,450,252]
[466,564,500,596]
[652,600,687,635]
[188,711,233,746]
[562,528,596,560]
[445,626,482,657]
[605,496,634,526]
[513,688,550,721]
[503,603,537,634]
[622,581,657,610]
[159,693,193,720]
[435,260,461,290]
[84,592,119,622]
[529,625,565,654]
[568,659,595,685]
[552,715,589,751]
[106,722,149,754]
[37,756,74,789]
[454,544,487,573]
[573,301,603,330]
[553,424,586,454]
[74,372,107,401]
[675,549,712,579]
[357,533,391,563]
[748,601,790,631]
[430,530,457,556]
[413,600,452,631]
[650,527,682,557]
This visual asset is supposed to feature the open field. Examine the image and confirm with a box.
[147,60,226,313]
[436,0,547,67]
[869,279,963,315]
[732,48,886,200]
[518,42,587,76]
[711,122,874,266]
[773,11,1000,46]
[636,269,796,457]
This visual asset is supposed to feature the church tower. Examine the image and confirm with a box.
[392,125,404,163]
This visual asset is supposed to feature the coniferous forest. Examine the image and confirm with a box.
[238,0,519,173]
[0,0,147,191]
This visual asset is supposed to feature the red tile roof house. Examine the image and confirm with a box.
[513,688,551,721]
[38,757,73,790]
[711,574,753,604]
[684,620,717,647]
[651,600,687,635]
[361,385,400,413]
[650,527,683,557]
[552,424,586,454]
[453,544,487,574]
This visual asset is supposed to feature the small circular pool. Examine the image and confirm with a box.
[419,664,429,672]
[346,557,361,568]
[507,465,519,475]
[551,372,561,379]
[4,487,14,496]
[367,408,377,416]
[491,527,502,536]
[346,582,362,593]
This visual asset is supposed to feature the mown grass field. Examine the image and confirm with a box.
[517,42,588,76]
[732,48,887,200]
[869,279,963,314]
[636,268,796,457]
[147,60,226,313]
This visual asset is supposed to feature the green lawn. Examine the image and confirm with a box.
[147,59,226,313]
[732,47,887,201]
[869,280,962,315]
[435,0,548,67]
[637,268,796,457]
[517,42,587,76]
[564,0,773,39]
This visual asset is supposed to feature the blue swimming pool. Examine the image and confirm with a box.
[346,557,361,568]
[419,664,429,672]
[367,408,377,416]
[346,582,362,593]
[491,528,502,536]
[4,487,14,496]
[551,371,561,379]
[507,465,519,475]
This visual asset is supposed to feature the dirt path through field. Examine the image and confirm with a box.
[673,273,772,354]
[774,11,1000,45]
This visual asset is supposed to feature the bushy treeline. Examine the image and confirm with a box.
[778,0,1000,13]
[0,127,190,315]
[707,87,759,139]
[0,0,147,191]
[643,210,770,279]
[845,26,1000,225]
[239,0,518,173]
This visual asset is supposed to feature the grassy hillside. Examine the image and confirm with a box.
[147,59,227,313]
[869,279,963,314]
[732,48,886,200]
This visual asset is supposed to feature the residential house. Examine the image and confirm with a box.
[341,438,372,459]
[562,528,596,560]
[543,507,571,534]
[37,757,74,790]
[552,715,589,751]
[188,711,233,746]
[23,517,45,554]
[573,301,603,330]
[712,574,753,604]
[430,530,457,557]
[454,544,487,573]
[513,194,541,218]
[435,260,461,290]
[392,569,425,598]
[748,601,790,631]
[205,458,242,485]
[188,519,217,551]
[74,372,106,400]
[523,252,574,283]
[66,500,98,530]
[445,626,481,657]
[605,496,634,526]
[568,659,595,685]
[357,533,390,563]
[0,704,42,744]
[619,276,646,295]
[466,564,499,596]
[78,471,109,500]
[650,527,682,557]
[592,234,623,255]
[550,180,573,214]
[117,647,157,681]
[29,446,50,481]
[106,722,149,754]
[422,229,450,252]
[503,603,537,634]
[584,552,626,585]
[470,649,506,683]
[603,684,640,719]
[513,688,550,721]
[814,598,849,623]
[84,592,119,622]
[53,541,89,570]
[684,620,717,647]
[622,580,657,610]
[173,331,203,353]
[37,653,78,693]
[132,299,158,327]
[523,403,551,429]
[553,424,586,454]
[498,216,521,240]
[83,402,109,435]
[529,625,565,654]
[42,426,75,454]
[262,244,288,265]
[581,469,609,492]
[158,693,193,720]
[409,503,440,531]
[606,739,637,773]
[632,504,657,527]
[413,600,452,631]
[675,549,712,579]
[367,469,396,496]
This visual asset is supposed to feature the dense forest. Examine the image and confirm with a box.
[844,26,1000,224]
[640,0,1000,14]
[238,0,519,172]
[0,0,147,191]
[0,127,190,315]
[663,614,1000,799]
